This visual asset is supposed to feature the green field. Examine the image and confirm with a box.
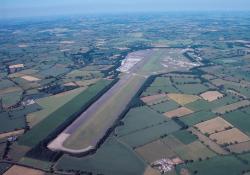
[135,139,177,163]
[18,79,113,147]
[0,79,16,89]
[119,120,181,148]
[174,141,216,161]
[0,89,23,107]
[0,111,26,133]
[19,157,53,170]
[0,163,11,174]
[223,110,250,136]
[179,110,215,126]
[172,76,201,84]
[150,100,180,113]
[27,87,86,127]
[185,95,240,111]
[56,138,146,175]
[172,129,197,144]
[142,77,179,96]
[175,83,209,95]
[115,106,168,137]
[176,155,249,175]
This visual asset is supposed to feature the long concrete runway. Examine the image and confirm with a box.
[48,48,198,154]
[48,50,154,154]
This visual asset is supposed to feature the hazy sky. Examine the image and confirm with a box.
[1,0,250,19]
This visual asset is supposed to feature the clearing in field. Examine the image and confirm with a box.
[141,93,168,105]
[135,139,177,163]
[164,107,193,118]
[167,93,200,105]
[194,117,233,135]
[3,165,44,175]
[209,128,250,145]
[213,100,250,114]
[200,91,224,102]
[20,75,40,82]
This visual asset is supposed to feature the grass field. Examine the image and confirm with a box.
[56,138,147,175]
[172,130,197,145]
[142,77,179,96]
[227,141,250,153]
[171,76,201,84]
[135,139,177,163]
[0,79,16,89]
[195,117,233,135]
[161,135,185,149]
[189,127,229,155]
[0,112,26,133]
[0,89,23,107]
[65,70,103,81]
[12,77,40,90]
[223,110,250,136]
[164,107,193,118]
[185,95,240,111]
[210,128,250,145]
[150,100,180,113]
[174,83,209,95]
[119,120,181,148]
[27,87,87,127]
[200,91,224,102]
[167,93,200,105]
[19,157,53,170]
[179,110,215,126]
[177,155,249,175]
[18,79,113,147]
[141,93,168,105]
[3,165,44,175]
[115,106,168,137]
[213,100,250,114]
[175,141,216,161]
[0,163,11,175]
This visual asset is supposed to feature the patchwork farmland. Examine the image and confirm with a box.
[1,14,250,175]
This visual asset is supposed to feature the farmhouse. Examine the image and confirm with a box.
[8,64,24,73]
